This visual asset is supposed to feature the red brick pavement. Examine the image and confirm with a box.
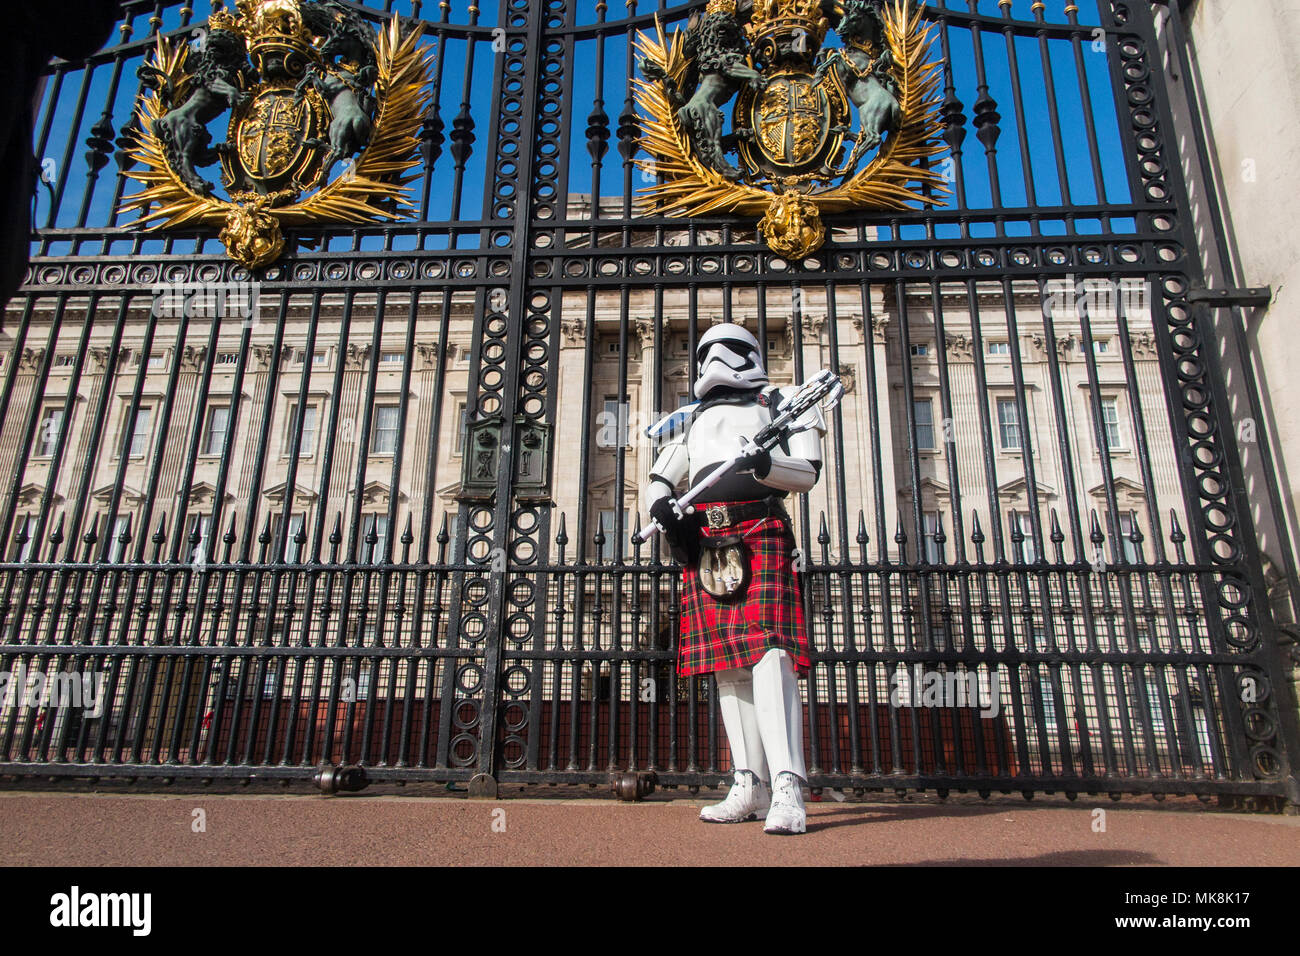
[0,791,1296,866]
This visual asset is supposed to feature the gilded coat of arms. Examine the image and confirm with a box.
[635,0,948,259]
[120,0,432,269]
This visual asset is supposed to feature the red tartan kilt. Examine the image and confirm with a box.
[677,506,811,677]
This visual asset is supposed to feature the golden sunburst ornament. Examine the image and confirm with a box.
[634,0,949,259]
[119,2,432,270]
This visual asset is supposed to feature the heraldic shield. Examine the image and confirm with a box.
[225,85,331,192]
[737,69,851,178]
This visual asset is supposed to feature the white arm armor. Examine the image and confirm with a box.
[646,438,689,510]
[756,388,826,494]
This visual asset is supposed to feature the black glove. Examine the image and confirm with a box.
[650,498,699,566]
[734,445,772,479]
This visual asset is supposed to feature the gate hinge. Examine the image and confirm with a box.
[1187,286,1273,308]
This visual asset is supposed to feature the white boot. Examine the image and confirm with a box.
[764,771,807,834]
[700,769,771,823]
[703,668,770,824]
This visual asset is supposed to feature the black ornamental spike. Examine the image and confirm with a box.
[450,103,475,166]
[934,511,947,545]
[115,115,141,170]
[1089,509,1104,545]
[973,89,1001,153]
[970,510,984,545]
[586,104,610,163]
[50,513,65,547]
[856,510,868,545]
[818,512,830,546]
[894,510,907,545]
[419,106,445,167]
[85,111,114,173]
[555,512,568,547]
[617,106,640,162]
[330,512,343,546]
[941,89,966,155]
[1169,509,1185,545]
[224,513,238,545]
[1049,509,1064,544]
[1129,511,1144,544]
[258,514,272,545]
[436,512,450,561]
[153,515,167,545]
[401,514,414,546]
[83,515,100,561]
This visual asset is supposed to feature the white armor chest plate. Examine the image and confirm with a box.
[686,401,770,484]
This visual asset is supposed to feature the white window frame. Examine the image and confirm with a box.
[1010,511,1037,564]
[203,405,230,457]
[597,508,629,561]
[34,406,65,458]
[997,398,1021,451]
[1100,397,1124,451]
[371,403,401,456]
[913,398,935,451]
[284,402,318,459]
[361,513,390,564]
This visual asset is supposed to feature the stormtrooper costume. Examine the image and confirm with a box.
[645,323,826,834]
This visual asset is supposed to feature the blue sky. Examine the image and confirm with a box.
[33,0,1129,252]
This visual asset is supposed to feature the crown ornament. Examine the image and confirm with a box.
[746,0,830,61]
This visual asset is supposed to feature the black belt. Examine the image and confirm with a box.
[695,497,787,530]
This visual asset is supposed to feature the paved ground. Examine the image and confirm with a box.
[1,788,1297,866]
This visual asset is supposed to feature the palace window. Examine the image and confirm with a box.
[1100,397,1123,450]
[270,512,304,561]
[203,405,230,456]
[997,398,1021,450]
[285,403,317,459]
[34,406,64,458]
[922,511,942,564]
[913,399,935,450]
[597,508,629,561]
[371,404,400,455]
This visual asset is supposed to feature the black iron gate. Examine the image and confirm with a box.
[2,0,1298,805]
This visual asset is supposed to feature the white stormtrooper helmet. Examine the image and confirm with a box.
[693,323,768,399]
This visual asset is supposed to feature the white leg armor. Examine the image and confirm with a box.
[699,668,771,823]
[751,648,807,780]
[703,650,808,832]
[753,649,808,834]
[715,668,770,779]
